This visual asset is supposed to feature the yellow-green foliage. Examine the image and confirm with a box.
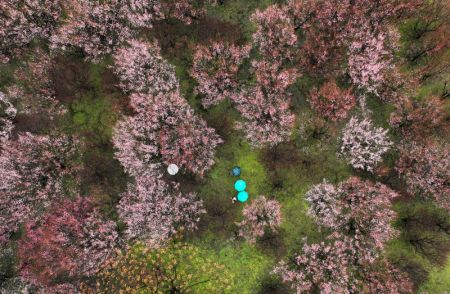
[86,241,233,294]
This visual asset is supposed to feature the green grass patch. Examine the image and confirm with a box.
[191,234,274,294]
[419,257,450,294]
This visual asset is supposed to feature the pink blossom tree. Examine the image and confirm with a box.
[348,31,395,98]
[237,196,282,243]
[232,86,296,147]
[306,177,399,254]
[250,4,297,62]
[273,233,357,294]
[118,175,205,247]
[286,0,416,73]
[0,0,63,63]
[396,141,449,213]
[389,96,448,142]
[0,91,16,144]
[161,0,215,25]
[362,259,414,294]
[252,60,299,92]
[274,233,413,294]
[113,91,222,177]
[18,196,118,289]
[50,0,132,62]
[191,42,251,108]
[308,80,356,121]
[113,39,178,94]
[124,0,164,29]
[337,177,399,253]
[339,117,392,172]
[0,133,79,242]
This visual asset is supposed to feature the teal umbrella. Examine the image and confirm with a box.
[234,179,247,192]
[237,191,249,203]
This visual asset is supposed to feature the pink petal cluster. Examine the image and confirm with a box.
[230,4,299,147]
[0,91,16,144]
[273,234,357,294]
[389,96,447,142]
[50,0,132,62]
[117,175,205,247]
[340,117,392,172]
[191,42,251,108]
[0,133,79,242]
[161,0,210,25]
[18,196,118,288]
[308,80,356,121]
[124,0,164,28]
[0,0,63,63]
[113,39,178,94]
[250,4,297,61]
[306,177,399,253]
[113,91,223,177]
[237,196,282,243]
[286,0,416,73]
[348,31,394,97]
[362,259,414,294]
[274,233,413,294]
[233,86,296,147]
[396,141,450,213]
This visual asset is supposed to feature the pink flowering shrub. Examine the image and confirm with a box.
[124,0,164,28]
[191,42,251,108]
[286,0,416,73]
[113,39,178,94]
[389,96,448,142]
[50,0,132,62]
[233,86,295,147]
[348,31,394,97]
[0,133,79,242]
[306,177,398,253]
[309,80,356,121]
[252,60,299,92]
[396,141,449,213]
[274,231,411,293]
[0,0,63,63]
[362,259,414,294]
[18,196,118,288]
[0,91,16,144]
[118,175,205,247]
[337,177,399,252]
[161,0,211,24]
[250,5,297,61]
[237,196,282,243]
[339,117,392,172]
[273,234,357,294]
[113,91,222,177]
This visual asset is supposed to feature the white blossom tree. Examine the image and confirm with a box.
[339,117,392,172]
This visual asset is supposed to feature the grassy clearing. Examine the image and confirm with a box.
[190,234,274,294]
[419,257,450,294]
